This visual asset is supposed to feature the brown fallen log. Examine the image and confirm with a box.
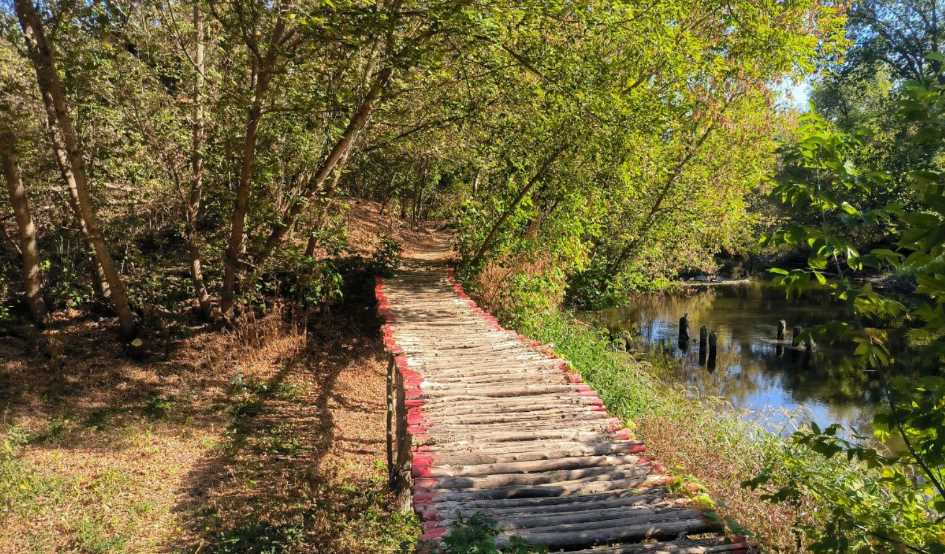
[423,428,615,445]
[420,419,617,438]
[410,360,560,376]
[569,537,742,554]
[421,487,667,512]
[425,441,645,465]
[425,409,612,424]
[415,392,599,408]
[497,516,722,549]
[434,504,699,532]
[495,506,701,531]
[418,397,604,417]
[416,473,669,503]
[415,383,586,398]
[422,464,650,491]
[421,372,565,386]
[423,438,640,459]
[425,453,644,478]
[423,489,669,521]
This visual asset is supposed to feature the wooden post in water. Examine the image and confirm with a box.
[698,326,708,365]
[777,320,786,341]
[678,313,690,350]
[792,326,802,347]
[392,365,413,514]
[707,331,718,371]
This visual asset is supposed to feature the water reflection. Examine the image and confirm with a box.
[584,282,883,437]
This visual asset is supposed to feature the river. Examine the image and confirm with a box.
[583,281,884,437]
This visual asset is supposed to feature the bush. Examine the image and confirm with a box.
[369,236,402,277]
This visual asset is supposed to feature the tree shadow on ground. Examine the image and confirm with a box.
[0,266,418,553]
[168,269,418,554]
[0,307,232,453]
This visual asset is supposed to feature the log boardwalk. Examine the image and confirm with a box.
[376,266,746,553]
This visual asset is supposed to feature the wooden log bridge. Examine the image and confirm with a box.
[377,267,747,553]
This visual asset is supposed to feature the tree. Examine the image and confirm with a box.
[750,67,945,552]
[14,0,136,339]
[0,120,46,325]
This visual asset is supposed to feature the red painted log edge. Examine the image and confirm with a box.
[375,271,749,552]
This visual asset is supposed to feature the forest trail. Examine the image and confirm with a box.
[375,247,747,552]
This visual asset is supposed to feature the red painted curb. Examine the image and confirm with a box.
[375,275,440,535]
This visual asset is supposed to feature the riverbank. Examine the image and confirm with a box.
[507,309,875,553]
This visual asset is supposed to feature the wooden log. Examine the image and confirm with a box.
[415,383,588,398]
[569,537,740,553]
[424,490,668,520]
[422,410,610,428]
[426,441,645,466]
[792,326,801,347]
[420,487,667,512]
[409,358,557,374]
[417,473,669,502]
[426,429,618,445]
[497,516,721,549]
[418,397,604,416]
[777,319,786,341]
[425,454,644,478]
[422,372,566,386]
[422,463,650,491]
[392,365,412,513]
[419,384,590,399]
[437,506,702,533]
[421,419,619,438]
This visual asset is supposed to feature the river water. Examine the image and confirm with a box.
[584,282,884,437]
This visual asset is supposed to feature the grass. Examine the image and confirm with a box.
[513,310,830,552]
[0,268,420,553]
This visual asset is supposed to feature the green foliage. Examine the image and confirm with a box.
[442,513,545,554]
[259,252,344,309]
[452,0,841,311]
[143,394,175,420]
[369,236,403,278]
[758,66,945,552]
[210,521,305,554]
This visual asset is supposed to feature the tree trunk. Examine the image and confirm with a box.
[0,125,48,325]
[219,18,285,314]
[256,67,392,261]
[470,143,567,268]
[607,122,717,274]
[185,2,212,320]
[15,0,136,339]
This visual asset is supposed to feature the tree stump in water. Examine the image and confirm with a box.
[792,326,802,347]
[707,331,718,371]
[678,313,689,350]
[777,320,786,341]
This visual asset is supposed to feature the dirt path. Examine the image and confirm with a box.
[376,262,746,552]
